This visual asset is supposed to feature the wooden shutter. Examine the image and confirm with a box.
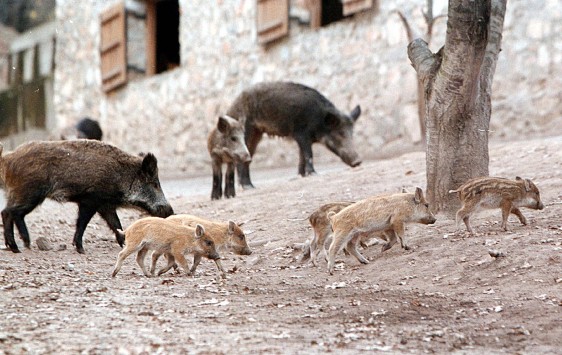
[340,0,373,16]
[100,3,127,92]
[256,0,289,44]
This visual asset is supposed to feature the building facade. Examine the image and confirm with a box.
[44,0,562,174]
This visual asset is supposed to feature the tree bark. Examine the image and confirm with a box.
[408,0,507,213]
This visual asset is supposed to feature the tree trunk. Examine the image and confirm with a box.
[407,0,507,214]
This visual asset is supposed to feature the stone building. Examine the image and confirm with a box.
[6,0,562,176]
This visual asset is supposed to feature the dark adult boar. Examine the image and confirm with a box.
[208,115,251,200]
[227,82,362,189]
[0,140,174,254]
[60,117,103,140]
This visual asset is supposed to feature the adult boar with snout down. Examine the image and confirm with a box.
[327,188,436,275]
[227,81,362,189]
[0,140,174,254]
[208,115,251,200]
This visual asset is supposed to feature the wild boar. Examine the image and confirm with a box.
[208,115,251,200]
[60,117,103,140]
[111,217,220,277]
[300,201,354,266]
[327,188,436,274]
[226,81,362,189]
[155,214,252,278]
[449,176,544,234]
[0,140,174,254]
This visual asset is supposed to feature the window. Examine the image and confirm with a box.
[256,0,373,44]
[258,0,373,43]
[99,0,180,93]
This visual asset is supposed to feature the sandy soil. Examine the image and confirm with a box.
[0,136,561,354]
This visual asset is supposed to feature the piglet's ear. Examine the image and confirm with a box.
[524,179,532,192]
[228,220,236,233]
[195,224,205,238]
[217,116,231,134]
[141,153,158,177]
[414,187,423,204]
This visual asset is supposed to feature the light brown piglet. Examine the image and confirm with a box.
[327,188,436,275]
[111,217,220,278]
[301,202,353,266]
[450,176,544,234]
[156,214,252,278]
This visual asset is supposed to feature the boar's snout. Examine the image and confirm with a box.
[537,201,545,210]
[153,204,174,218]
[238,152,252,163]
[339,150,361,168]
[421,215,437,225]
[241,247,253,255]
[209,251,221,260]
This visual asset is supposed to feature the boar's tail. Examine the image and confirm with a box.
[448,189,459,194]
[0,142,3,157]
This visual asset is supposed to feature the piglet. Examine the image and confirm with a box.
[450,176,544,234]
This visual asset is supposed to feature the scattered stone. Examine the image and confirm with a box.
[36,237,53,251]
[488,249,506,258]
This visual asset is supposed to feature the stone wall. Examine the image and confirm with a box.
[53,0,562,176]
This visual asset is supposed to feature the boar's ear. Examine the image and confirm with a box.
[349,105,361,122]
[141,153,158,177]
[217,116,231,134]
[414,187,424,204]
[228,220,236,233]
[515,176,531,191]
[524,179,532,192]
[195,224,205,238]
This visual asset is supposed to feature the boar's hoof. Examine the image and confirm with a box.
[403,245,411,251]
[381,243,392,252]
[240,183,255,190]
[76,246,86,254]
[9,246,21,253]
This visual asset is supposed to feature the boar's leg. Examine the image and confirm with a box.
[2,209,19,252]
[2,195,43,252]
[170,252,191,276]
[455,205,475,234]
[327,230,356,275]
[392,221,410,250]
[294,135,315,176]
[189,253,203,275]
[135,246,151,277]
[211,158,223,200]
[500,200,514,231]
[112,242,144,277]
[510,207,528,226]
[346,235,369,264]
[73,204,98,254]
[237,127,263,189]
[224,162,236,198]
[150,251,163,276]
[381,230,398,252]
[157,253,177,276]
[97,206,124,247]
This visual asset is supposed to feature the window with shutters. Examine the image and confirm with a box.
[257,0,290,44]
[99,0,180,93]
[288,0,373,31]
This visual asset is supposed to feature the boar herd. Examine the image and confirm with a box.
[0,81,546,277]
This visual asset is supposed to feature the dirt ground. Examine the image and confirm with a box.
[0,136,561,354]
